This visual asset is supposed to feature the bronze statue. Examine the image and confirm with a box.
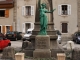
[38,0,56,35]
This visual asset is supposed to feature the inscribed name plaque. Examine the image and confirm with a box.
[35,35,50,49]
[33,35,51,58]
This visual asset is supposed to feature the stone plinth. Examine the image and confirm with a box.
[33,49,51,58]
[33,35,51,58]
[1,46,15,60]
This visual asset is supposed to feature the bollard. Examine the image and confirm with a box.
[15,53,24,60]
[57,53,66,60]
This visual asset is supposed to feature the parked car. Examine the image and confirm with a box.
[5,31,22,41]
[22,28,33,41]
[0,33,11,52]
[0,33,4,39]
[72,31,80,44]
[56,30,62,44]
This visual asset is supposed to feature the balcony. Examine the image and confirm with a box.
[0,0,14,8]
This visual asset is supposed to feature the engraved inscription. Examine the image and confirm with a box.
[36,38,47,49]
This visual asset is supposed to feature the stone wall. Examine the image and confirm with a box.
[78,0,80,31]
[72,47,80,60]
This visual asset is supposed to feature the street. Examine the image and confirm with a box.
[11,40,23,52]
[11,40,22,48]
[10,39,80,52]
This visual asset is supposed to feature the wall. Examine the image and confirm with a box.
[0,8,13,25]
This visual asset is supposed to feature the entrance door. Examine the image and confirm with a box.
[62,23,68,33]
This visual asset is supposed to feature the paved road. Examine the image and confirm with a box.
[11,40,22,48]
[11,40,23,52]
[10,39,80,53]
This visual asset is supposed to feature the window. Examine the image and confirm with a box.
[62,5,67,15]
[0,10,5,17]
[22,6,34,16]
[0,9,9,18]
[58,4,71,15]
[3,26,12,34]
[6,26,10,32]
[26,6,31,15]
[62,23,68,33]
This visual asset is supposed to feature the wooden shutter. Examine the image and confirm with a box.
[31,6,34,15]
[26,6,28,15]
[10,26,13,31]
[62,23,68,33]
[22,23,25,33]
[58,5,61,15]
[22,6,26,16]
[3,26,5,34]
[5,9,9,18]
[68,5,71,15]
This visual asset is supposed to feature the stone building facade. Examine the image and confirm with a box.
[53,0,78,37]
[0,0,79,38]
[15,0,36,33]
[15,0,78,37]
[0,0,14,34]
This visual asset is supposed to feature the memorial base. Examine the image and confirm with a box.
[33,35,51,58]
[33,49,51,58]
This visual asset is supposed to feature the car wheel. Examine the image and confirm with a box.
[76,39,78,44]
[0,50,3,53]
[15,38,17,41]
[23,39,26,41]
[8,43,11,46]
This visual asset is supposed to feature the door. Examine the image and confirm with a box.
[25,23,30,32]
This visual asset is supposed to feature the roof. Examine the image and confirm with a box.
[0,0,14,5]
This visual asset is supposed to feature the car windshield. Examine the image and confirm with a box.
[76,32,80,36]
[26,31,31,34]
[6,32,14,34]
[0,36,3,40]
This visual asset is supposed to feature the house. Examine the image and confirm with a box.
[15,0,36,33]
[16,0,78,38]
[0,0,14,34]
[52,0,78,38]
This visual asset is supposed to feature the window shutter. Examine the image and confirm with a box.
[3,26,5,34]
[5,9,9,18]
[10,26,13,31]
[31,6,34,15]
[58,5,61,15]
[26,7,28,15]
[22,6,26,16]
[68,5,71,15]
[22,23,25,33]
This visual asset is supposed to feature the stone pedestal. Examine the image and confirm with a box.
[57,53,66,60]
[33,35,51,58]
[30,22,58,40]
[1,46,15,60]
[15,53,24,60]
